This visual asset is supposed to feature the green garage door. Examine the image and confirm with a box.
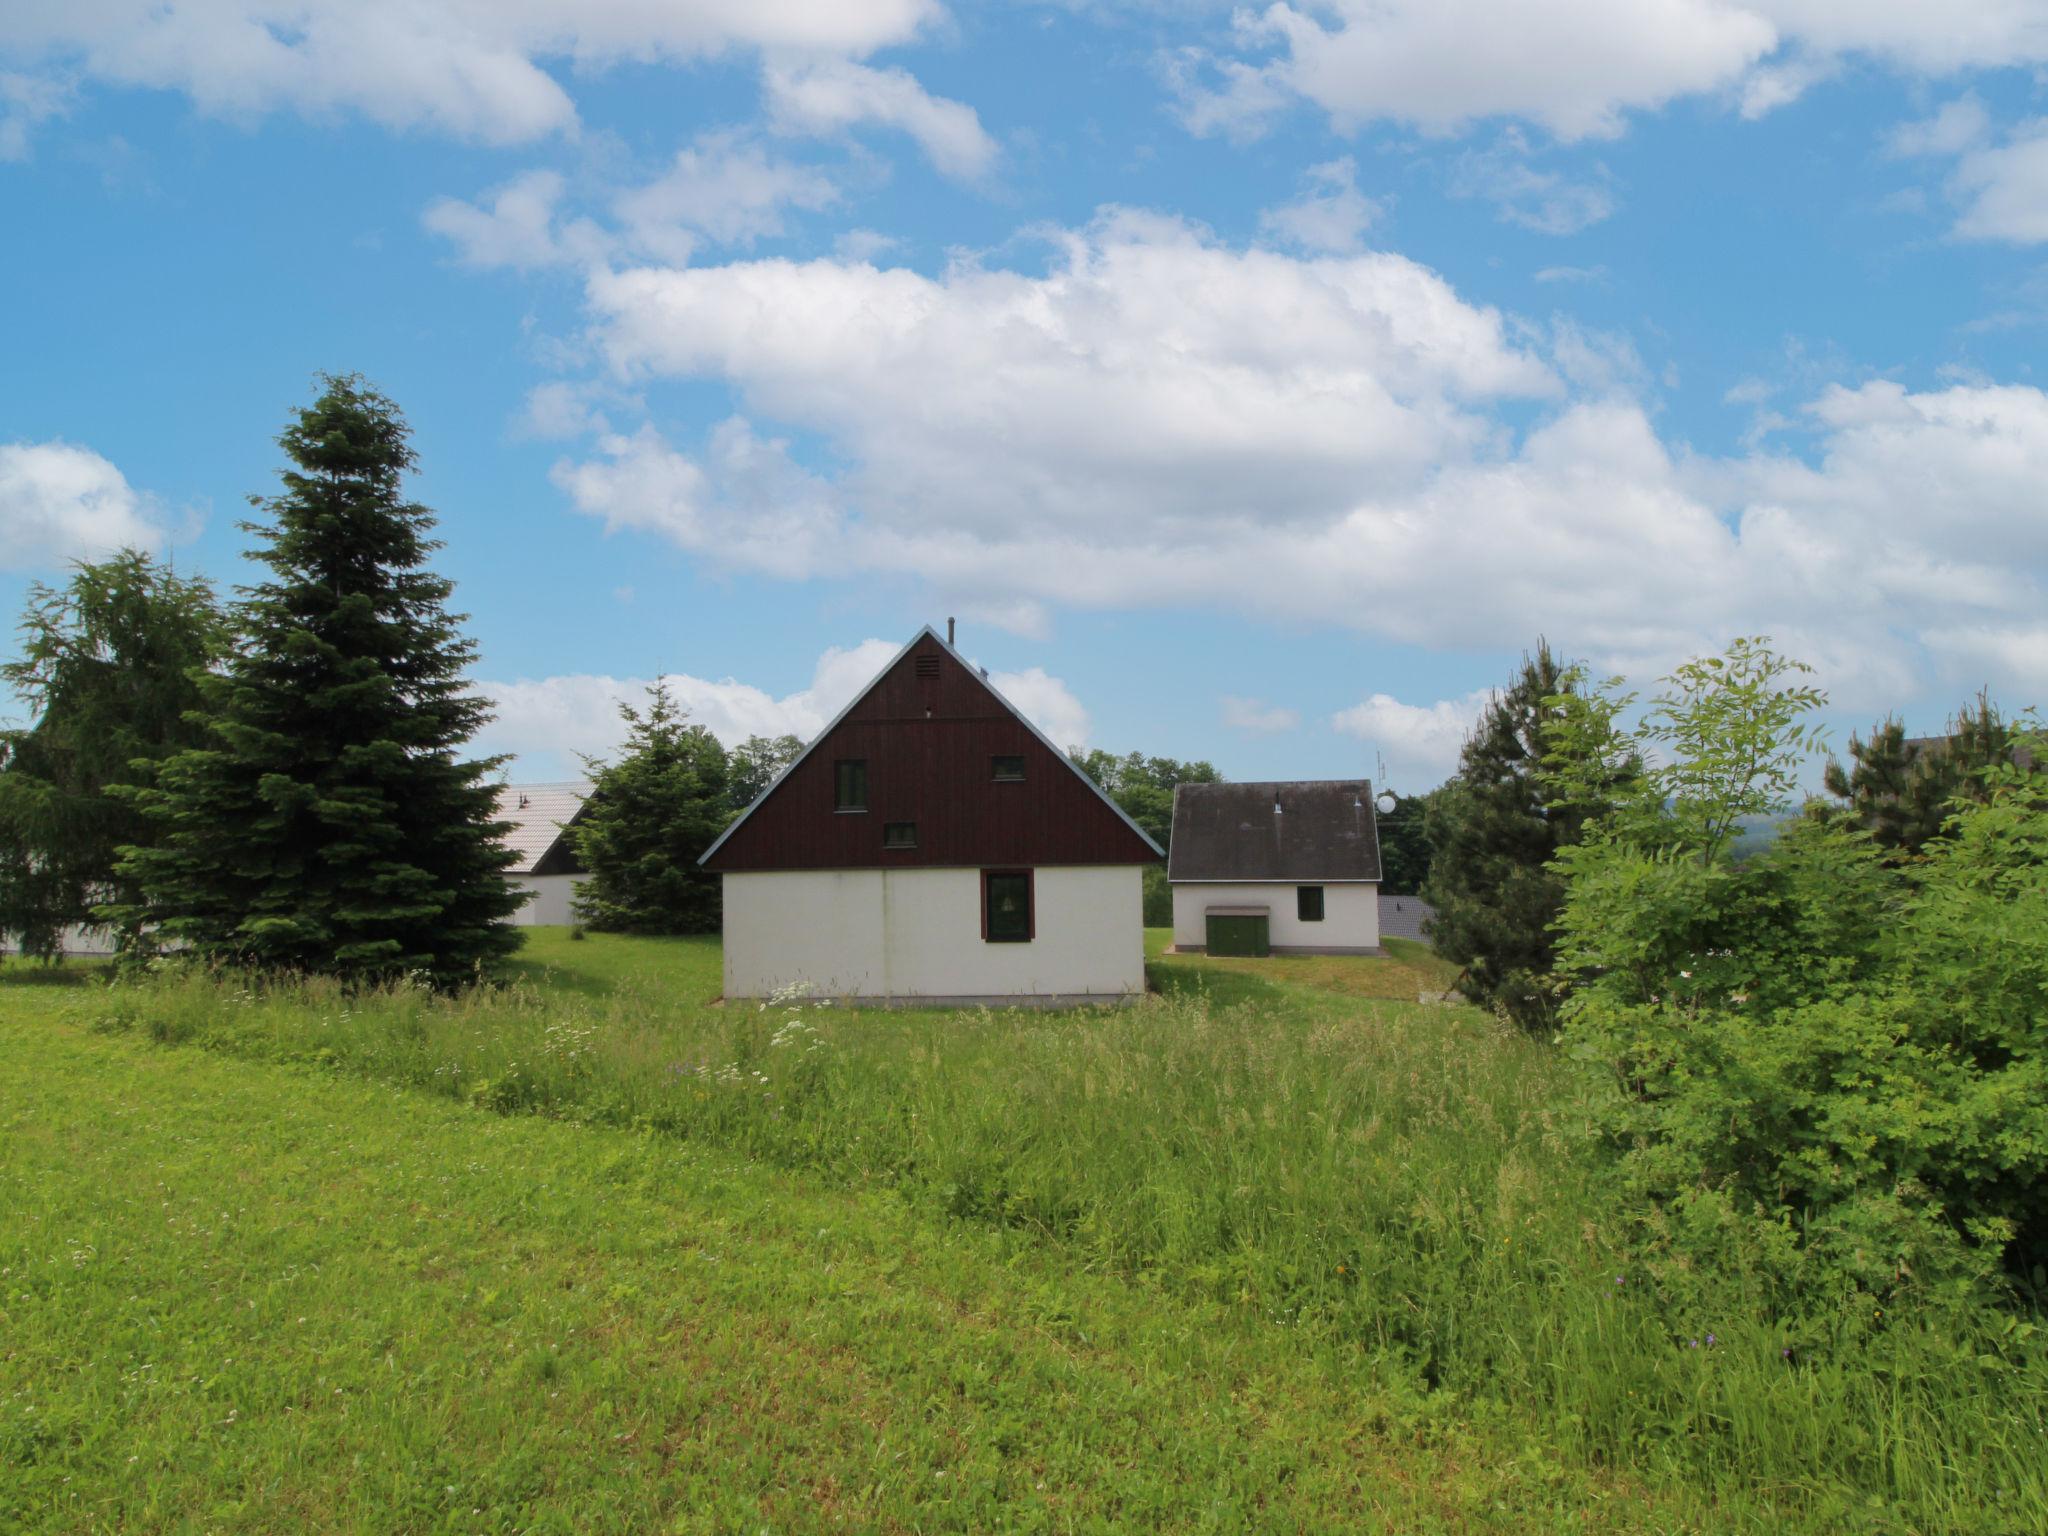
[1205,907,1270,957]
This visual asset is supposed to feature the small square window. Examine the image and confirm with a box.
[983,870,1033,943]
[1297,885,1325,923]
[991,754,1026,782]
[883,821,918,849]
[835,759,868,812]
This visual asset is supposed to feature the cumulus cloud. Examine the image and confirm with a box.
[0,439,172,572]
[477,637,1091,776]
[1331,688,1495,786]
[1221,696,1301,734]
[423,169,608,271]
[425,135,840,271]
[1257,156,1381,252]
[541,210,2048,707]
[0,0,939,148]
[584,209,1555,539]
[1180,1,2048,143]
[1887,95,2048,245]
[763,57,997,180]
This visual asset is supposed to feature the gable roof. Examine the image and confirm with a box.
[701,626,1162,869]
[494,781,591,876]
[1168,780,1382,883]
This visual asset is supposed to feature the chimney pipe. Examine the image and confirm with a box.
[947,616,955,645]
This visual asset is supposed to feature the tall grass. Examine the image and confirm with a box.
[71,960,2048,1533]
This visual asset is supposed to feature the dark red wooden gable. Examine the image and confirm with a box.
[703,632,1159,872]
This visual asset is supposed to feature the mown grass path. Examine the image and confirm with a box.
[0,1009,1685,1534]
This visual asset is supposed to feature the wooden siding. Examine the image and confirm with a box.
[704,637,1158,872]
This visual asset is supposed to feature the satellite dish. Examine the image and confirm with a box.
[1374,790,1399,815]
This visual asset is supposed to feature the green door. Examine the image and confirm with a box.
[1206,912,1270,957]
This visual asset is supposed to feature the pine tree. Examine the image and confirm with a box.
[0,551,227,960]
[1823,693,2013,857]
[1423,643,1622,1031]
[570,680,732,935]
[113,375,523,983]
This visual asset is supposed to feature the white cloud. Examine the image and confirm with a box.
[1952,121,2048,244]
[548,210,2048,707]
[1534,264,1607,284]
[1183,1,2048,143]
[1257,156,1381,253]
[425,136,840,271]
[1331,688,1495,787]
[476,637,1092,776]
[0,0,939,147]
[0,69,69,159]
[613,131,839,259]
[985,666,1091,750]
[1221,695,1300,734]
[584,209,1555,543]
[1450,132,1615,234]
[1885,97,2048,245]
[763,57,997,180]
[1888,93,1992,158]
[423,169,608,271]
[0,439,172,571]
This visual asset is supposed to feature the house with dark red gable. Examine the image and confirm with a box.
[700,626,1161,1005]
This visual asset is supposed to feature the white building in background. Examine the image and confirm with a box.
[495,781,590,926]
[1167,780,1383,956]
[701,626,1162,1006]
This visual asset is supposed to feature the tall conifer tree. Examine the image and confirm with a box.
[1423,643,1624,1030]
[115,376,522,982]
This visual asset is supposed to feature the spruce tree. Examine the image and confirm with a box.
[1823,693,2012,857]
[114,375,523,982]
[0,551,227,960]
[570,679,731,934]
[1423,643,1620,1031]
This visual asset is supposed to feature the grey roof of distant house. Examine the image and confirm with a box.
[494,782,591,875]
[1168,780,1383,883]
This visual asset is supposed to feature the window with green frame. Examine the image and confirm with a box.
[983,870,1032,943]
[1297,885,1325,922]
[883,821,917,849]
[834,759,868,812]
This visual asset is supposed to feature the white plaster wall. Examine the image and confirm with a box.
[722,866,1145,1002]
[1170,881,1379,951]
[0,923,116,958]
[510,874,579,927]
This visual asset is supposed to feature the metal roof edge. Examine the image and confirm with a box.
[930,626,1165,862]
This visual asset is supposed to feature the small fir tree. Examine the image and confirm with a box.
[570,680,732,934]
[1823,693,2013,857]
[113,375,523,982]
[0,551,227,960]
[1423,642,1631,1030]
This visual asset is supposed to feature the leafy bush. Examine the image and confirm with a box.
[1554,638,2048,1296]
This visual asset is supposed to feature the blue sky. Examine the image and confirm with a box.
[4,2,2047,790]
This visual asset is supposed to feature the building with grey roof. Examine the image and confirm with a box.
[1166,780,1383,955]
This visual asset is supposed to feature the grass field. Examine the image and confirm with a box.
[4,930,2044,1532]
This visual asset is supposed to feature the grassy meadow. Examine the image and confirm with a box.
[4,930,2044,1532]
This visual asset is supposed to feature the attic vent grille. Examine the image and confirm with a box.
[914,655,941,680]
